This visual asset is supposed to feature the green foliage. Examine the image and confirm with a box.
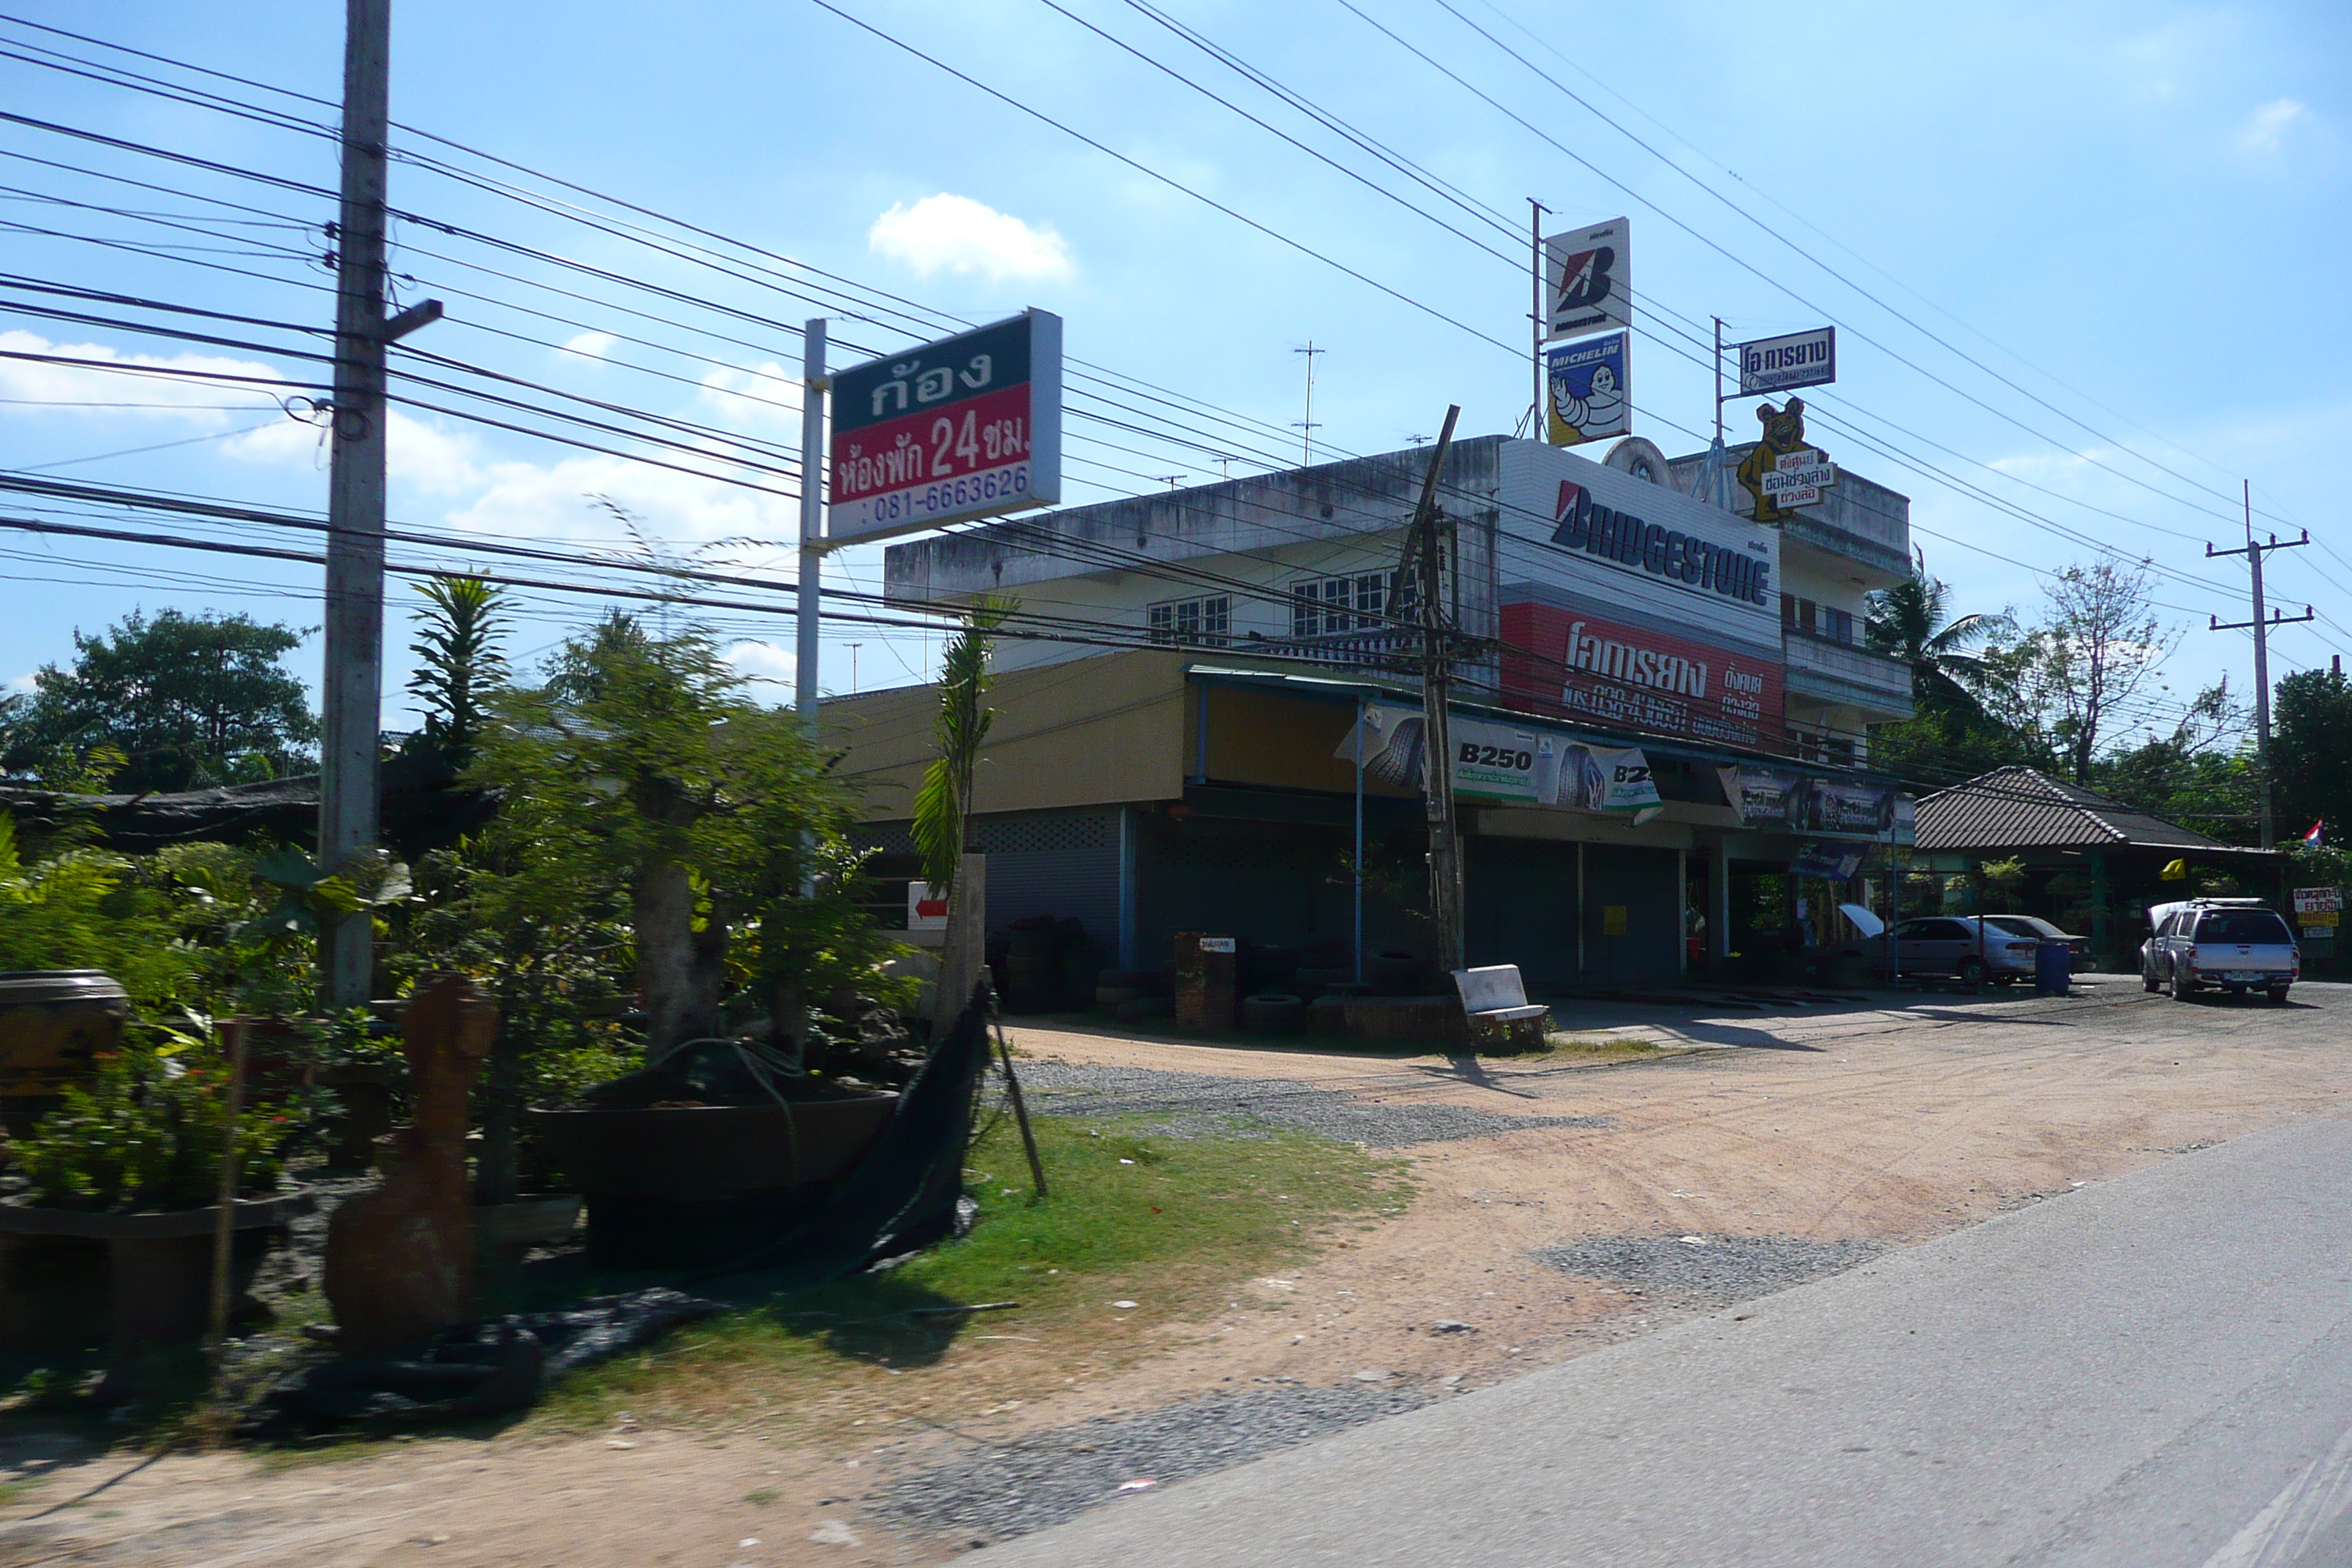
[405,575,513,761]
[913,599,1011,897]
[0,812,199,1010]
[2275,666,2352,847]
[15,1041,287,1212]
[0,608,316,791]
[1864,570,2013,721]
[467,613,900,1056]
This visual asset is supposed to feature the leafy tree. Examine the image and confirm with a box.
[2024,557,2177,785]
[467,612,892,1061]
[2274,666,2352,847]
[0,609,316,791]
[404,575,513,761]
[2090,680,2256,844]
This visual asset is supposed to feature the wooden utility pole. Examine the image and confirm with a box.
[1403,406,1463,973]
[2206,486,2313,851]
[319,0,437,1006]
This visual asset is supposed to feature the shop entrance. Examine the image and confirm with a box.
[1726,861,1795,981]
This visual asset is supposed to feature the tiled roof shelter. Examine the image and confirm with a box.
[1915,765,2264,856]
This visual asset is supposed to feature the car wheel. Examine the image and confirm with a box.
[2142,967,2160,993]
[2167,965,2190,1000]
[2268,987,2291,1006]
[1957,957,1986,989]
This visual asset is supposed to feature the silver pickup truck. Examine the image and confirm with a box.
[2141,898,2301,1003]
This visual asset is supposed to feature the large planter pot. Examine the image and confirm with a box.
[320,1063,402,1172]
[0,1191,314,1354]
[0,970,127,1134]
[524,1093,898,1270]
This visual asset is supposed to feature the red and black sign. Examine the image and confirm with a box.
[828,309,1061,543]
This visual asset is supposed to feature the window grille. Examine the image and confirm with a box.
[1146,594,1231,647]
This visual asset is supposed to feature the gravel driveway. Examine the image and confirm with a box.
[1013,1061,1614,1148]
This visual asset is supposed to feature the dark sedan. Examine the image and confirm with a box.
[1983,915,2090,970]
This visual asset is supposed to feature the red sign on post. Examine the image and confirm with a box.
[827,309,1062,544]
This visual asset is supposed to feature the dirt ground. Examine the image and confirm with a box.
[1,978,2344,1567]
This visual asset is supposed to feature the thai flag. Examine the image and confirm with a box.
[2303,820,2326,848]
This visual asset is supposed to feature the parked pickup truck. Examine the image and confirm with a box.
[2141,898,2300,1003]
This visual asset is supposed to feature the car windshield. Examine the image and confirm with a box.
[2195,911,2294,944]
[1985,916,2057,938]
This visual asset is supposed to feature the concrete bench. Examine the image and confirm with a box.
[1451,965,1551,1051]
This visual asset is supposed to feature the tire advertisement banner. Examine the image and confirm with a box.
[1335,701,1661,814]
[1719,766,1899,838]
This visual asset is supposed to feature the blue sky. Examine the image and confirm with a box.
[1,0,2345,755]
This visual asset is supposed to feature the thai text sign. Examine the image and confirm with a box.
[2293,886,2341,914]
[829,309,1062,543]
[1736,326,1836,396]
[1760,448,1837,508]
[1336,701,1660,813]
[1501,600,1784,750]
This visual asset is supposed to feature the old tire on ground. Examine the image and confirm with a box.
[1241,994,1305,1035]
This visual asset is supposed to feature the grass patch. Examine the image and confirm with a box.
[529,1111,1405,1437]
[1535,1036,1662,1066]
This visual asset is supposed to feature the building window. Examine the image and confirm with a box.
[1781,591,1798,627]
[1824,607,1855,644]
[1289,570,1413,638]
[1147,594,1231,647]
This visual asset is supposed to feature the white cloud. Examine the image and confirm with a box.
[868,194,1074,284]
[222,410,483,494]
[4,671,35,694]
[2237,98,2310,154]
[698,361,805,434]
[0,330,287,422]
[561,331,618,360]
[724,640,795,687]
[441,451,795,551]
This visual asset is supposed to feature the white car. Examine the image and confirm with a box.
[2141,899,2300,1003]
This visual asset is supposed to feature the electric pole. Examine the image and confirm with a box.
[1292,342,1323,464]
[796,316,828,740]
[2206,482,2313,851]
[319,0,437,1007]
[1529,198,1549,438]
[1401,405,1463,973]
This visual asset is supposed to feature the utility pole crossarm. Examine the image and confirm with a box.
[2201,493,2309,851]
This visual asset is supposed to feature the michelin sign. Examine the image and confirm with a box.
[1545,331,1630,447]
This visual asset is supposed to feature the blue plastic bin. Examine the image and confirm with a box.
[2035,939,2070,995]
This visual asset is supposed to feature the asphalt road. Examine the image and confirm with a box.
[986,988,2352,1568]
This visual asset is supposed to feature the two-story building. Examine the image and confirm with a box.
[829,433,1916,991]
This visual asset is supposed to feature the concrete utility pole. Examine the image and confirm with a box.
[1402,406,1463,973]
[2206,482,2313,851]
[319,0,438,1007]
[796,317,829,736]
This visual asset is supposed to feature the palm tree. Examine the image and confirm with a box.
[1865,570,2011,720]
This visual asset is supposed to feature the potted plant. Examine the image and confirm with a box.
[458,613,913,1267]
[0,1025,309,1356]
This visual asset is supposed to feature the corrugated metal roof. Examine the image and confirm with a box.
[1913,765,2261,853]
